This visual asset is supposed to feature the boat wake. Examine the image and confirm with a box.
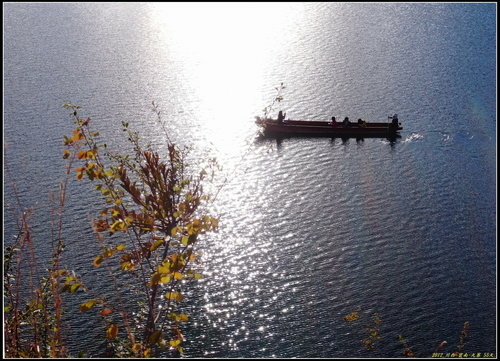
[402,133,424,143]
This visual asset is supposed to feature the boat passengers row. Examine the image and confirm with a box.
[330,116,365,127]
[331,114,399,127]
[277,111,399,127]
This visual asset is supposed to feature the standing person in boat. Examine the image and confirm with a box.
[392,113,398,126]
[277,110,284,123]
[389,113,399,127]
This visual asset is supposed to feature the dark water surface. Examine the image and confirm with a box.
[4,3,496,358]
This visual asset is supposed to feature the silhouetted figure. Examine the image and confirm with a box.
[278,110,284,123]
[390,113,399,126]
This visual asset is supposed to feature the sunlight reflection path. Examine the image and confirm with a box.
[148,3,304,158]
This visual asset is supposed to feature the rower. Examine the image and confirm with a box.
[391,113,399,126]
[331,116,337,127]
[343,117,350,126]
[277,110,284,123]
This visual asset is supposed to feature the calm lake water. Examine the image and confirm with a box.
[4,3,496,358]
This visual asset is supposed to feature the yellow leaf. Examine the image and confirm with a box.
[159,275,171,284]
[158,262,170,274]
[106,324,118,339]
[77,150,88,159]
[63,150,70,159]
[173,272,183,280]
[71,132,84,142]
[120,261,134,271]
[165,292,184,302]
[169,339,181,347]
[176,314,189,322]
[93,255,104,267]
[79,299,99,312]
[343,312,360,322]
[110,220,124,233]
[150,238,165,251]
[150,272,162,286]
[103,248,114,258]
[116,244,126,251]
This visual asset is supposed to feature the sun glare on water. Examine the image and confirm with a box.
[147,3,303,156]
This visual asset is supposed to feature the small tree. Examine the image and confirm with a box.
[261,82,286,119]
[62,103,219,357]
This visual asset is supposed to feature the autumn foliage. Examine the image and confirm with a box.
[4,103,219,358]
[61,103,219,357]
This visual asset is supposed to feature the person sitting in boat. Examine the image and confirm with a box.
[343,117,350,126]
[357,118,366,127]
[331,116,337,127]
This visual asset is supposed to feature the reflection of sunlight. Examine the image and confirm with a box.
[148,3,303,155]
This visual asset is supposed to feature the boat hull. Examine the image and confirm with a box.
[255,117,402,138]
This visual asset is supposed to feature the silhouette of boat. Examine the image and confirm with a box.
[255,114,402,138]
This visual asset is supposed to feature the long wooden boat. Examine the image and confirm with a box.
[255,116,402,138]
